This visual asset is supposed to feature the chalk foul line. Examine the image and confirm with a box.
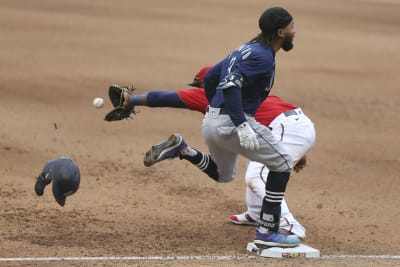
[1,255,400,261]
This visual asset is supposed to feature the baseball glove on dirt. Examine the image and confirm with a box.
[104,85,136,121]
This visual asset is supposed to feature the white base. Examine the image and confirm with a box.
[247,243,320,258]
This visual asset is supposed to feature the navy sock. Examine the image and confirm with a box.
[259,171,290,231]
[180,149,219,181]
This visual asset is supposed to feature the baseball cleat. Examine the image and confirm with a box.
[229,213,258,226]
[144,134,187,167]
[254,229,300,248]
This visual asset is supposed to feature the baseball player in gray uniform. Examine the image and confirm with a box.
[125,87,315,239]
[144,7,298,247]
[117,66,315,239]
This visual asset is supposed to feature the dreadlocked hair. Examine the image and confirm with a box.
[250,31,278,46]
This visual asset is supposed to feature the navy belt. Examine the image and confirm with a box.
[284,109,301,117]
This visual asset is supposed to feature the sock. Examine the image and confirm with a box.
[180,147,197,157]
[259,171,290,232]
[179,148,219,181]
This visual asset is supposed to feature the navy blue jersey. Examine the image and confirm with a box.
[204,42,276,126]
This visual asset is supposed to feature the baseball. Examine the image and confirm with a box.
[92,97,104,108]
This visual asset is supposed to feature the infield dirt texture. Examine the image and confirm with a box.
[1,1,399,267]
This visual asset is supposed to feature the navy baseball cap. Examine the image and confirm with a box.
[258,7,293,33]
[35,157,80,206]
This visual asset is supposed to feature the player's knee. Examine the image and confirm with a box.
[268,155,294,172]
[217,171,235,183]
[208,162,237,183]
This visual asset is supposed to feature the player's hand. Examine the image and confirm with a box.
[237,122,260,150]
[293,155,307,173]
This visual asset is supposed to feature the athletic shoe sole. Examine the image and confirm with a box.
[144,134,183,167]
[254,230,300,248]
[254,235,300,248]
[254,239,299,248]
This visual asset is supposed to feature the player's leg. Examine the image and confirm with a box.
[257,111,315,240]
[256,110,314,241]
[255,170,298,247]
[143,109,240,182]
[244,161,305,238]
[240,118,299,247]
[229,161,263,225]
[143,133,221,181]
[229,186,259,226]
[229,161,306,238]
[148,108,241,183]
[280,199,306,239]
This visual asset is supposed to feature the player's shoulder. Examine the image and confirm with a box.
[237,43,274,67]
[230,42,274,72]
[252,43,274,58]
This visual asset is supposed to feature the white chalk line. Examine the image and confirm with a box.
[1,255,400,261]
[0,256,254,261]
[322,255,400,259]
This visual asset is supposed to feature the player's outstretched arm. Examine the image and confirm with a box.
[126,91,186,109]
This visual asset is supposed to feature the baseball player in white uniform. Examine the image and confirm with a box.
[230,103,315,239]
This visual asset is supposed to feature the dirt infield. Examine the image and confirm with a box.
[1,0,400,266]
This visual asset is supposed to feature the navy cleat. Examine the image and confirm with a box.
[144,134,187,167]
[254,229,300,248]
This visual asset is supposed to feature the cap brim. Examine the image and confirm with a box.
[52,182,66,207]
[187,82,198,87]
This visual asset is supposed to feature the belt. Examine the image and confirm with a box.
[284,109,302,117]
[206,106,253,116]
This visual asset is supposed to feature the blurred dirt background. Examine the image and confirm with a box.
[1,0,399,266]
